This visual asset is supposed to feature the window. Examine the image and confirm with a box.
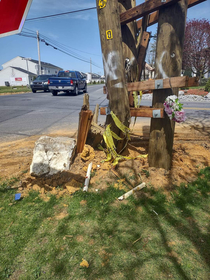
[58,72,76,78]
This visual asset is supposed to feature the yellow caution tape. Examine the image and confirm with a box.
[111,130,124,141]
[133,91,138,108]
[110,111,130,135]
[99,111,148,166]
[132,90,143,128]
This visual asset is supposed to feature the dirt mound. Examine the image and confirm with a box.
[1,126,209,201]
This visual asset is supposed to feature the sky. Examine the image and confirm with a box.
[0,0,209,75]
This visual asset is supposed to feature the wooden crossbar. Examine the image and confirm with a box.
[127,76,198,92]
[136,0,207,29]
[100,107,164,118]
[120,0,180,25]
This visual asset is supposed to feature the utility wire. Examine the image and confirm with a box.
[17,32,103,69]
[23,28,101,57]
[39,32,101,57]
[26,7,96,21]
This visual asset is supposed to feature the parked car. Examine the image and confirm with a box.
[30,75,56,93]
[48,70,87,96]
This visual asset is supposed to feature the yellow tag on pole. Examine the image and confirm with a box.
[106,30,113,40]
[99,0,107,9]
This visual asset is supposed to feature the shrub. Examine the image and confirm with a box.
[205,79,210,92]
[200,78,209,86]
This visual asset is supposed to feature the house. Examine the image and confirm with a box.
[85,72,105,84]
[0,56,63,86]
[141,62,155,80]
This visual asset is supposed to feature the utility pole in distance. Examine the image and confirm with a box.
[22,57,31,86]
[36,30,41,75]
[96,0,130,149]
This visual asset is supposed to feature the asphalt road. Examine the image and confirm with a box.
[0,85,209,142]
[0,85,108,142]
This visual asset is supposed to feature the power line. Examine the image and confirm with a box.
[17,31,103,69]
[39,32,101,57]
[23,28,101,57]
[26,7,96,21]
[22,29,102,67]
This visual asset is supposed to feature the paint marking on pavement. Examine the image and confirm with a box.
[183,107,210,111]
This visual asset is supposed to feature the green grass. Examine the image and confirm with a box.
[0,86,31,94]
[188,86,205,90]
[0,167,210,279]
[180,86,206,90]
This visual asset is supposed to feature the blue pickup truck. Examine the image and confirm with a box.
[48,70,87,96]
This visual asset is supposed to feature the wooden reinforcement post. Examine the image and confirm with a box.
[119,0,138,108]
[119,0,138,84]
[148,0,188,170]
[96,0,130,151]
[77,109,93,153]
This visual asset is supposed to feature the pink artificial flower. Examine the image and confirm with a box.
[174,110,186,123]
[164,103,173,117]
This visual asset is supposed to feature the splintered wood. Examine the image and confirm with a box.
[77,108,93,154]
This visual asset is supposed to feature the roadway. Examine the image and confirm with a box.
[0,85,209,142]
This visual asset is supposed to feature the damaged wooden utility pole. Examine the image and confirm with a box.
[118,0,138,84]
[148,0,188,170]
[96,0,130,150]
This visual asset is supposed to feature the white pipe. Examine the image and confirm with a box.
[83,162,93,192]
[118,182,146,201]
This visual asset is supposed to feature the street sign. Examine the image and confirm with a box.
[0,0,33,38]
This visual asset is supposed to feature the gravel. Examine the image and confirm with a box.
[142,92,210,102]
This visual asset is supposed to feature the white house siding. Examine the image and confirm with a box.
[0,56,62,86]
[0,67,30,86]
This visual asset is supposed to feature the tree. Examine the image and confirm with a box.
[182,19,210,79]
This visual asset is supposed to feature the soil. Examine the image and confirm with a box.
[1,120,210,201]
[0,89,209,199]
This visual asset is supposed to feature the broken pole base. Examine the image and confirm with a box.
[148,117,175,170]
[77,109,93,154]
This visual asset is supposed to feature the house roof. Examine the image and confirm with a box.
[11,67,35,76]
[20,56,62,69]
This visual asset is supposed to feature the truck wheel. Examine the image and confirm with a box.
[74,85,79,96]
[52,90,57,96]
[32,89,36,93]
[83,83,87,93]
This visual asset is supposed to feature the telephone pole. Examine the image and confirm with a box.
[90,58,92,83]
[96,0,130,144]
[36,30,41,75]
[148,0,188,169]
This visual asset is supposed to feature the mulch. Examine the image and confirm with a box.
[184,89,208,96]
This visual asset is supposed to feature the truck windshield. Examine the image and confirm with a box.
[36,75,50,80]
[58,72,76,78]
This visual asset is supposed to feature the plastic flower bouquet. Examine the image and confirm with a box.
[163,95,186,123]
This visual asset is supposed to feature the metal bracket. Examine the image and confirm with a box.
[155,79,163,89]
[153,110,161,118]
[106,106,111,115]
[161,0,166,2]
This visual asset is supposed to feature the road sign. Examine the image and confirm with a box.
[0,0,33,38]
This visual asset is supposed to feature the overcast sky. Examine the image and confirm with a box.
[0,0,209,75]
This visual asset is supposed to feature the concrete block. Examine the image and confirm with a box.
[30,136,76,176]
